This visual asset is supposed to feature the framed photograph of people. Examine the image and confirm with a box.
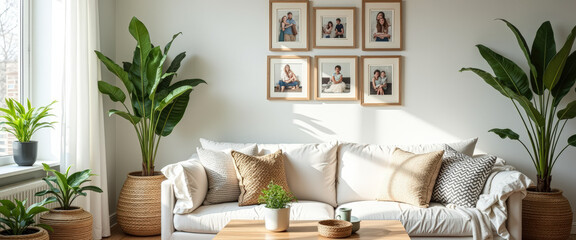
[267,56,311,100]
[269,1,309,51]
[360,56,402,106]
[313,7,356,48]
[314,56,358,101]
[362,0,402,51]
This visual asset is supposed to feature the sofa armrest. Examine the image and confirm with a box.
[506,192,523,240]
[161,179,176,240]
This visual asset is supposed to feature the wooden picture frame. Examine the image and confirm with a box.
[362,0,402,51]
[360,56,402,106]
[313,7,356,49]
[267,56,311,100]
[314,56,358,101]
[269,1,309,51]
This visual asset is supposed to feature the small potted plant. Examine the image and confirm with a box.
[0,198,54,239]
[0,98,56,166]
[258,181,297,232]
[35,163,103,240]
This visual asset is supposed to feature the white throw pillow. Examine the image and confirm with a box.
[256,142,339,207]
[197,145,258,205]
[161,158,208,214]
[199,138,255,151]
[337,138,478,204]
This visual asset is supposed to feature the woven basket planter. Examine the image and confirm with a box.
[522,187,573,240]
[39,207,92,240]
[0,227,49,240]
[117,171,166,236]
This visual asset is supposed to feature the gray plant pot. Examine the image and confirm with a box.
[13,141,38,166]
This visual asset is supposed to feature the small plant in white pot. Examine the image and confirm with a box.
[258,181,297,232]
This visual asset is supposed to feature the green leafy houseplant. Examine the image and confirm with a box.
[0,98,56,143]
[0,198,54,235]
[35,163,103,210]
[95,17,205,176]
[461,19,576,192]
[258,181,297,209]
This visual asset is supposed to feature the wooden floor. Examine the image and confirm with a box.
[105,225,576,240]
[104,225,160,240]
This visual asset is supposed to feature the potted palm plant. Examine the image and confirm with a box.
[461,19,576,240]
[0,198,54,239]
[258,181,297,232]
[35,163,102,240]
[95,16,205,236]
[0,98,56,166]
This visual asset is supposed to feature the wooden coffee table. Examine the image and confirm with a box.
[214,219,410,239]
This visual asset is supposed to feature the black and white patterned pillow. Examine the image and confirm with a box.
[431,145,496,208]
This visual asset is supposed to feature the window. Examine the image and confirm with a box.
[0,0,25,166]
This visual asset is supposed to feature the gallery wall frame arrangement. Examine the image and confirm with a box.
[360,55,402,106]
[267,55,312,100]
[269,0,310,51]
[313,7,356,49]
[362,0,403,51]
[314,56,359,101]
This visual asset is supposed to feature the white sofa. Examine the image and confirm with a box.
[161,139,531,240]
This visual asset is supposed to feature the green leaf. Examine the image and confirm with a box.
[81,186,103,193]
[530,21,556,95]
[97,81,126,103]
[147,47,166,99]
[155,85,193,112]
[158,52,186,90]
[36,223,53,232]
[94,51,133,92]
[543,25,576,90]
[508,89,545,128]
[489,128,520,140]
[498,19,540,94]
[0,200,15,210]
[108,109,141,124]
[68,170,92,188]
[557,100,576,120]
[551,52,576,106]
[128,17,152,67]
[460,68,512,97]
[476,44,532,100]
[568,135,576,147]
[164,32,182,54]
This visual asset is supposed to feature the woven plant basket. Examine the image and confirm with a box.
[117,171,166,236]
[318,220,352,238]
[0,227,49,240]
[522,187,573,240]
[39,207,92,240]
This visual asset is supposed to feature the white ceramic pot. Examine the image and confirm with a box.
[264,207,290,232]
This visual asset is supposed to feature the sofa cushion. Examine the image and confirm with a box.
[375,148,444,208]
[197,146,257,205]
[432,146,497,208]
[231,150,291,206]
[254,142,338,207]
[201,139,339,207]
[161,157,208,214]
[173,201,334,234]
[337,138,477,204]
[338,201,475,236]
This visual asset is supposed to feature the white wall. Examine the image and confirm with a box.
[109,0,576,220]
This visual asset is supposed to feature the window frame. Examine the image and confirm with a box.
[0,0,31,166]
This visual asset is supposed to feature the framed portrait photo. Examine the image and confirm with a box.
[313,7,356,48]
[267,56,311,100]
[360,56,402,106]
[314,56,358,101]
[269,1,309,51]
[362,0,402,51]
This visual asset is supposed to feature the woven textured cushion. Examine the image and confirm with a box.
[197,145,258,205]
[431,146,497,208]
[231,150,291,206]
[376,148,444,208]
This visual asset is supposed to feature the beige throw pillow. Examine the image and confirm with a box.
[231,150,291,206]
[376,148,444,208]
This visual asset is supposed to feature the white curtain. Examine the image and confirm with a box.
[51,0,111,238]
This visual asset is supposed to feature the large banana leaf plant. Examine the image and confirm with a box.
[95,17,205,176]
[461,19,576,192]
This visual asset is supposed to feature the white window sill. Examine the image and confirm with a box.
[0,160,60,179]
